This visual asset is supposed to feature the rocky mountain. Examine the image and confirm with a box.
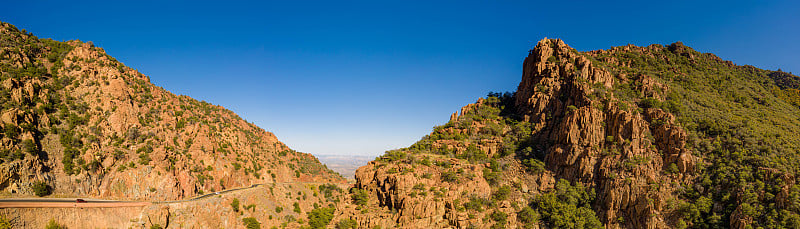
[0,21,345,203]
[4,19,800,229]
[336,39,800,228]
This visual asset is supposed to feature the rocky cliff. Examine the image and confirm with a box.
[0,21,344,203]
[339,38,800,229]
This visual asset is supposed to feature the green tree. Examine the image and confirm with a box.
[492,185,511,201]
[293,202,301,213]
[22,139,37,156]
[230,198,240,212]
[533,179,602,229]
[518,206,540,228]
[308,206,335,229]
[242,217,261,229]
[350,188,368,206]
[335,219,358,229]
[32,180,51,197]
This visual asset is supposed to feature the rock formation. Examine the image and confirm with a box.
[0,21,344,202]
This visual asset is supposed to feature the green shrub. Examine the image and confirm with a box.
[532,179,602,228]
[518,206,540,227]
[22,139,37,156]
[490,210,508,228]
[242,217,261,229]
[441,171,458,183]
[335,219,358,229]
[522,158,545,174]
[45,219,66,229]
[308,206,335,229]
[379,151,407,162]
[32,180,51,197]
[350,188,368,206]
[293,202,301,213]
[231,198,240,212]
[492,185,511,201]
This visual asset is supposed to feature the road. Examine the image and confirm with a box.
[0,182,346,208]
[0,198,150,208]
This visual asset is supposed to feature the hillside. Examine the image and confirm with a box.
[0,21,345,203]
[337,39,800,228]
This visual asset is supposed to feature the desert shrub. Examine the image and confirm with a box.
[350,188,368,206]
[518,206,540,228]
[522,158,545,174]
[308,205,335,229]
[231,198,240,212]
[335,219,358,229]
[441,171,458,183]
[318,184,341,200]
[45,219,66,229]
[463,195,492,212]
[492,185,511,201]
[490,211,508,229]
[532,179,602,228]
[32,180,51,197]
[22,139,37,156]
[379,150,407,162]
[242,217,261,229]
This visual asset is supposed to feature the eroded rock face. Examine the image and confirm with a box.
[514,39,695,228]
[345,39,698,229]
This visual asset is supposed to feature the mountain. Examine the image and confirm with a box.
[0,21,344,203]
[4,19,800,228]
[336,39,800,228]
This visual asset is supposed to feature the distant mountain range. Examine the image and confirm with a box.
[315,154,375,180]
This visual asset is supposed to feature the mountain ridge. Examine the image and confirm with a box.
[336,38,800,229]
[0,21,345,203]
[3,19,800,228]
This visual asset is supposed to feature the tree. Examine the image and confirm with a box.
[230,198,240,212]
[492,185,511,201]
[350,188,368,206]
[293,202,301,213]
[533,179,602,229]
[22,139,37,156]
[32,180,51,197]
[308,206,335,229]
[518,206,540,228]
[242,217,261,229]
[335,219,358,229]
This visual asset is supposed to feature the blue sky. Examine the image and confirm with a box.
[2,1,798,156]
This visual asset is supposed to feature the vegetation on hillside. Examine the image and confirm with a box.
[0,20,343,200]
[370,40,800,228]
[588,42,800,228]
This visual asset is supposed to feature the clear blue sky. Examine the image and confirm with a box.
[2,1,798,156]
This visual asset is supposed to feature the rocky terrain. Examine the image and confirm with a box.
[3,20,800,229]
[2,182,350,228]
[335,39,800,228]
[0,20,351,227]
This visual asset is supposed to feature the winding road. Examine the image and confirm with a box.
[0,182,343,208]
